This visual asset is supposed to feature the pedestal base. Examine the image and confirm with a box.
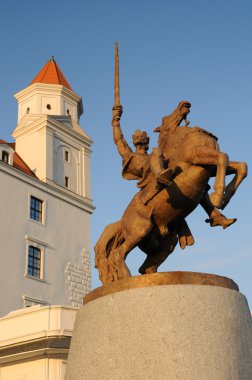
[65,272,252,380]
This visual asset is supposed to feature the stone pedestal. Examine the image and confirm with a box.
[65,272,252,380]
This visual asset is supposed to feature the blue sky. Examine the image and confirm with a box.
[0,1,251,307]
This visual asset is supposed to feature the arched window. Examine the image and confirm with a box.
[28,246,41,278]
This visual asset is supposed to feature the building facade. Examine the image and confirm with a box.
[0,58,94,317]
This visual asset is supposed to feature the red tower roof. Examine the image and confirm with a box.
[30,57,72,90]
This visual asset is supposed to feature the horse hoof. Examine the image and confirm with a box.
[209,192,223,209]
[138,266,157,275]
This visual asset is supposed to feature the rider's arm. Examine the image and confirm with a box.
[113,125,133,159]
[112,106,133,160]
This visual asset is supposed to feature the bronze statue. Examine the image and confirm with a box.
[94,43,248,285]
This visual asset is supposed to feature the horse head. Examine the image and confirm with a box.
[154,101,191,134]
[153,101,191,159]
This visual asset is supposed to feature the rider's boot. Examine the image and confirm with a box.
[150,147,180,187]
[157,168,174,186]
[205,209,237,229]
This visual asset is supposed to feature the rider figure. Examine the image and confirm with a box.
[112,105,173,188]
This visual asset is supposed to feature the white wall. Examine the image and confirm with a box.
[0,163,92,317]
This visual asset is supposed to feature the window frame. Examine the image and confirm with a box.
[0,145,14,165]
[27,246,41,278]
[25,236,47,282]
[22,295,47,308]
[2,150,9,164]
[65,176,69,188]
[28,194,46,225]
[64,148,71,164]
[65,150,69,162]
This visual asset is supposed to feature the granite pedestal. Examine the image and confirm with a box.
[65,272,252,380]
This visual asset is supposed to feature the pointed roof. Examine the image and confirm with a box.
[30,57,72,90]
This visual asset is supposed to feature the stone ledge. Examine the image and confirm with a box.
[84,271,239,304]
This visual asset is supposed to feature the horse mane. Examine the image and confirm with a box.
[157,107,183,152]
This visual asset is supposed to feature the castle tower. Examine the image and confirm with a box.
[12,57,91,199]
[0,58,94,316]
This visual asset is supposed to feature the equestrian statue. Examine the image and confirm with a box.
[95,43,248,285]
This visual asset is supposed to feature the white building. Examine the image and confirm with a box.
[0,57,94,317]
[0,305,76,380]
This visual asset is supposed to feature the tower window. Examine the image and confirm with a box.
[65,176,69,188]
[65,151,69,162]
[2,151,9,164]
[28,246,41,278]
[30,196,43,222]
[26,107,30,114]
[67,109,70,115]
[46,104,51,110]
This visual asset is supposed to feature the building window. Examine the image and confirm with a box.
[25,236,46,281]
[65,151,69,162]
[46,104,51,110]
[23,295,47,308]
[2,151,9,164]
[30,196,43,222]
[65,176,69,188]
[28,246,41,278]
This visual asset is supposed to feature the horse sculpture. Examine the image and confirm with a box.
[94,45,247,286]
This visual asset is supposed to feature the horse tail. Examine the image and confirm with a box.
[94,221,124,284]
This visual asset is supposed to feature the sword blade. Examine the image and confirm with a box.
[114,41,120,106]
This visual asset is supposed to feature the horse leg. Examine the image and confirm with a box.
[109,214,153,281]
[177,219,195,249]
[221,161,248,209]
[184,146,229,208]
[138,232,178,275]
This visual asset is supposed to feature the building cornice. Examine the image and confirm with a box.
[0,332,72,350]
[1,305,77,320]
[0,345,70,364]
[12,114,93,149]
[14,83,82,104]
[0,161,95,214]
